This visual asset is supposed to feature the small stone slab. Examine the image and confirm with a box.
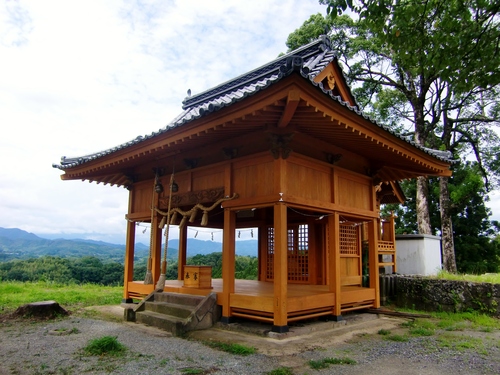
[13,301,69,320]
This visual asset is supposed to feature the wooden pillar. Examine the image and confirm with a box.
[328,213,342,320]
[273,202,288,332]
[122,218,136,302]
[177,224,188,280]
[221,209,236,323]
[151,210,162,285]
[368,218,381,308]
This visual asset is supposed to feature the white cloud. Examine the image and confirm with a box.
[0,0,326,242]
[1,0,498,244]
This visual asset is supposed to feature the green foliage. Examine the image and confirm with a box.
[203,341,256,356]
[383,162,500,273]
[286,13,334,51]
[83,336,126,356]
[435,271,500,284]
[266,367,294,375]
[186,252,258,280]
[0,256,124,285]
[308,357,356,369]
[384,334,409,342]
[377,329,391,336]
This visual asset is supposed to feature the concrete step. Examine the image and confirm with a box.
[153,292,204,307]
[144,301,194,318]
[135,310,187,336]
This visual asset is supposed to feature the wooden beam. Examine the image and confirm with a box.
[123,190,135,302]
[221,209,236,320]
[277,90,301,128]
[368,218,380,308]
[328,214,342,318]
[273,202,288,332]
[177,224,188,280]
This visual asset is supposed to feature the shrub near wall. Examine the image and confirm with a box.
[393,275,500,316]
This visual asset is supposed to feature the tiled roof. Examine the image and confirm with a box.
[53,36,454,170]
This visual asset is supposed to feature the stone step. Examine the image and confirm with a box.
[144,301,194,318]
[153,292,204,307]
[135,310,187,336]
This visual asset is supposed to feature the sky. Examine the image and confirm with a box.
[1,1,499,245]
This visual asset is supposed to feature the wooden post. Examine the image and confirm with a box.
[177,224,188,280]
[368,218,381,307]
[123,218,135,302]
[221,209,236,323]
[151,209,162,285]
[273,202,288,332]
[328,213,342,320]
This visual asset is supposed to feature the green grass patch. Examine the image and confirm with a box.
[384,334,409,342]
[378,329,391,335]
[266,367,294,375]
[180,368,205,375]
[308,357,357,369]
[432,311,500,331]
[401,319,436,336]
[434,271,500,284]
[83,336,126,356]
[437,333,487,353]
[0,281,122,313]
[203,341,256,356]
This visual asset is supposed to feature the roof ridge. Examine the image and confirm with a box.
[181,36,332,110]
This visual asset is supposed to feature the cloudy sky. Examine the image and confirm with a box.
[1,1,498,245]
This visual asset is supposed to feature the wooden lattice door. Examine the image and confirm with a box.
[340,223,362,286]
[266,225,309,283]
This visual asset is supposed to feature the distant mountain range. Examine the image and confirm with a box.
[0,227,257,263]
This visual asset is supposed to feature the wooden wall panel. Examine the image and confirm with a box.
[340,257,361,286]
[232,161,274,198]
[131,180,153,214]
[192,167,225,191]
[337,175,371,210]
[286,161,331,201]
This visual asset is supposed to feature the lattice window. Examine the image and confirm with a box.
[340,223,359,255]
[266,227,274,280]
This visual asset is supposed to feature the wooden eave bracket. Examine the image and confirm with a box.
[277,89,301,128]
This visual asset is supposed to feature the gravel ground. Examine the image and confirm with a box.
[0,308,499,375]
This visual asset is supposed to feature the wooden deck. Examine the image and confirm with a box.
[128,279,376,323]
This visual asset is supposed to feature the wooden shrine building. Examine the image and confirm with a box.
[54,36,453,332]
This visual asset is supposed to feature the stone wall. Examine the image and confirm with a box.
[382,275,500,316]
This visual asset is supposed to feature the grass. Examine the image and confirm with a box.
[434,270,500,284]
[0,281,122,313]
[83,336,126,356]
[384,334,409,342]
[308,357,357,369]
[266,367,294,375]
[203,341,256,356]
[180,368,205,374]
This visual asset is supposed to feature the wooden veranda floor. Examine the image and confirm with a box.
[128,279,376,322]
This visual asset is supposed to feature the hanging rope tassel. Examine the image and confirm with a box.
[158,215,166,229]
[201,211,209,226]
[156,173,175,291]
[170,211,178,225]
[189,208,198,223]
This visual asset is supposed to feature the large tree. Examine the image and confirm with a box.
[287,1,500,271]
[385,163,500,274]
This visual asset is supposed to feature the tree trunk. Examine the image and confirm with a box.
[416,176,432,234]
[440,177,457,273]
[414,103,432,235]
[439,109,457,273]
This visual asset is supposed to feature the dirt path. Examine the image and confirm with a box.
[0,306,498,375]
